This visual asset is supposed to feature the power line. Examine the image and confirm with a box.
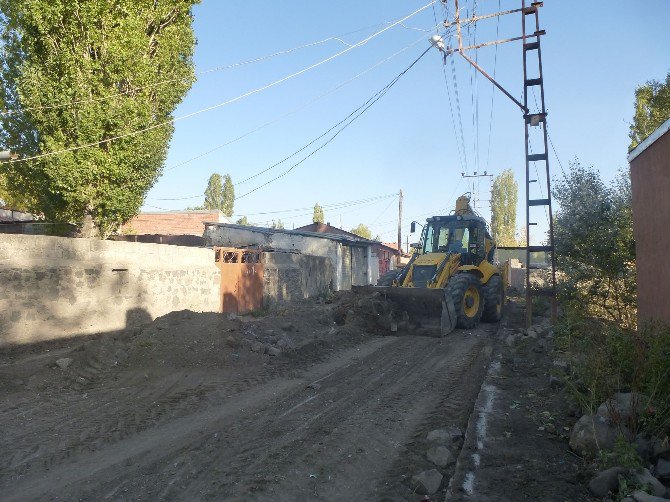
[7,1,436,165]
[236,45,433,201]
[484,0,501,171]
[0,19,432,117]
[236,193,397,217]
[161,29,436,175]
[432,1,466,174]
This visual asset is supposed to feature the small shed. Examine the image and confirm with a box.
[203,222,378,291]
[628,117,670,324]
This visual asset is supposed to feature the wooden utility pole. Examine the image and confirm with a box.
[397,189,403,265]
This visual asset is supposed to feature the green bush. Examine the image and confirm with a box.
[556,309,670,438]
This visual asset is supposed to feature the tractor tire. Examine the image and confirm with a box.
[377,269,400,286]
[482,274,504,323]
[447,273,484,329]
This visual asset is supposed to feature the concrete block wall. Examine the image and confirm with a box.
[262,252,333,306]
[205,224,375,290]
[0,235,220,347]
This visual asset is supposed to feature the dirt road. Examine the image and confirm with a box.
[1,295,497,501]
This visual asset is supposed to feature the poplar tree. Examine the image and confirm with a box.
[204,173,223,211]
[0,1,200,236]
[490,169,518,247]
[313,203,324,224]
[222,174,234,217]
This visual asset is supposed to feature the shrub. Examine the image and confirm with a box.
[556,309,670,439]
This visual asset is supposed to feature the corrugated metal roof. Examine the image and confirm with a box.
[628,116,670,163]
[204,222,376,247]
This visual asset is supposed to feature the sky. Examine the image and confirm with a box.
[143,0,670,248]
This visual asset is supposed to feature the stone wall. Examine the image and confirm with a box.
[0,235,220,347]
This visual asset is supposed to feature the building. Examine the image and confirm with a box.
[204,222,379,291]
[120,210,232,236]
[628,117,670,324]
[295,222,400,277]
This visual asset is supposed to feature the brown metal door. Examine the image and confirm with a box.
[214,248,264,313]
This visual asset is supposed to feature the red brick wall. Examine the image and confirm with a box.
[630,129,670,324]
[121,212,220,236]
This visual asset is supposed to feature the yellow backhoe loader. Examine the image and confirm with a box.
[354,195,504,336]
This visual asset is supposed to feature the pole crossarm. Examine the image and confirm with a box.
[458,52,528,114]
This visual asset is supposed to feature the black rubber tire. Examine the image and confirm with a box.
[377,269,400,286]
[481,274,504,323]
[447,273,484,329]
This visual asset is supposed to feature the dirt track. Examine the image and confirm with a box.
[1,294,498,501]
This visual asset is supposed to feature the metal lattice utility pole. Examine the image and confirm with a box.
[429,1,557,328]
[397,189,403,265]
[521,1,557,326]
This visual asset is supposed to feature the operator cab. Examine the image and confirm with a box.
[418,215,494,265]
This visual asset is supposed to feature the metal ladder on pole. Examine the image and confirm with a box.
[522,1,557,326]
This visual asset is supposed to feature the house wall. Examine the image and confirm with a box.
[262,252,333,305]
[630,128,670,324]
[121,211,223,236]
[204,224,375,290]
[0,235,220,347]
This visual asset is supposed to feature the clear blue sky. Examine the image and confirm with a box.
[144,0,670,246]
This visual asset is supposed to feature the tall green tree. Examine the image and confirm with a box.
[222,174,234,217]
[0,1,200,236]
[490,169,518,246]
[204,173,223,211]
[313,203,324,224]
[553,161,636,328]
[350,223,372,239]
[629,71,670,149]
[236,215,250,226]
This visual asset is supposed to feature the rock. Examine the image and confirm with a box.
[276,335,295,350]
[552,359,569,371]
[427,426,464,446]
[250,341,265,353]
[588,466,627,498]
[525,327,538,339]
[411,469,443,495]
[655,458,670,479]
[653,440,670,460]
[505,333,520,347]
[426,446,455,468]
[596,392,649,424]
[55,357,73,369]
[114,349,129,364]
[631,490,666,502]
[225,336,240,348]
[281,322,295,332]
[549,375,564,390]
[633,468,666,497]
[635,435,656,461]
[569,414,618,457]
[266,346,281,357]
[227,313,237,321]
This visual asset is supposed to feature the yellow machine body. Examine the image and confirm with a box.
[354,195,505,336]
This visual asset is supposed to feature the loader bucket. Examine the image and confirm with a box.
[352,286,457,337]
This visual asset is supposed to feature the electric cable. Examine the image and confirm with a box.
[235,46,434,201]
[484,0,501,171]
[0,18,434,117]
[7,1,437,165]
[161,28,437,174]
